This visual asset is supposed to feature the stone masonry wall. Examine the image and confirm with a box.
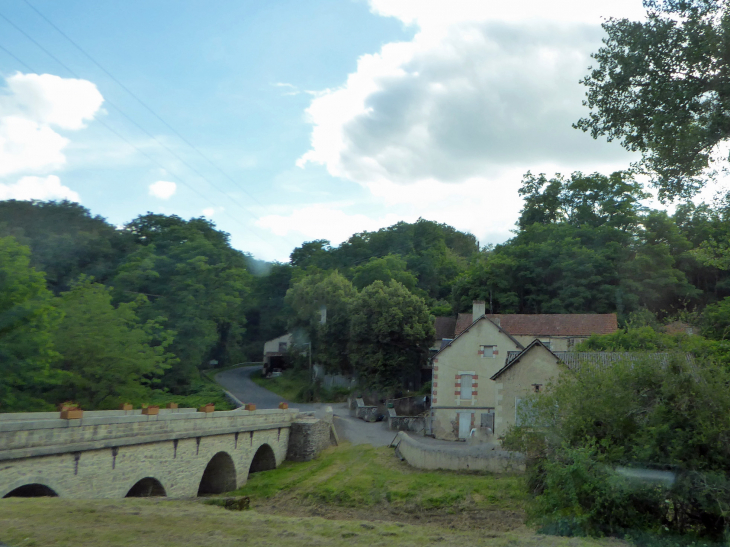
[286,417,333,462]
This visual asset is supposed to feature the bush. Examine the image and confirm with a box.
[504,356,730,540]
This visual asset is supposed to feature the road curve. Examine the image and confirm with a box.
[214,365,394,446]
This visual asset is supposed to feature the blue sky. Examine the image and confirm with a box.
[1,0,701,262]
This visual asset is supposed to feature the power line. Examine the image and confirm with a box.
[0,12,293,253]
[0,36,276,248]
[0,10,265,228]
[0,43,32,71]
[23,0,267,210]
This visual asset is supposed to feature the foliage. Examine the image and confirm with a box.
[51,278,177,409]
[0,236,60,410]
[575,325,730,363]
[701,297,730,340]
[0,200,130,292]
[286,271,356,375]
[249,369,349,403]
[576,0,730,200]
[113,214,252,390]
[518,171,648,230]
[454,172,714,317]
[350,254,420,293]
[504,356,730,539]
[349,280,434,388]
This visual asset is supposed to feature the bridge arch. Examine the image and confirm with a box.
[125,477,166,497]
[198,451,236,495]
[3,482,59,498]
[249,443,276,475]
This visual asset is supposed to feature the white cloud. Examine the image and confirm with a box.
[297,1,646,191]
[368,0,646,28]
[257,204,403,245]
[0,72,104,177]
[148,180,177,199]
[0,175,80,201]
[202,207,216,217]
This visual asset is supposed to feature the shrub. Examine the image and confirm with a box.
[504,356,730,540]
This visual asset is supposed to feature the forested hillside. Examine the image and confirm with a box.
[1,169,729,408]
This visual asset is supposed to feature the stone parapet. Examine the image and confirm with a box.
[0,408,298,460]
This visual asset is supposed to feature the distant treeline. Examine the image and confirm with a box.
[1,169,729,408]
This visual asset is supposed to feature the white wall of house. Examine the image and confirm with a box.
[430,317,521,441]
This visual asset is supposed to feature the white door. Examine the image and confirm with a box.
[458,412,472,439]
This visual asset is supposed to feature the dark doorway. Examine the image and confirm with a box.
[249,444,276,475]
[125,477,166,497]
[197,451,236,495]
[3,484,58,498]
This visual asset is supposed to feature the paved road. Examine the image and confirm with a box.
[214,366,394,446]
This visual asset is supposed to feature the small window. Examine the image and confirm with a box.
[515,397,537,426]
[278,342,287,352]
[539,339,551,349]
[480,411,494,431]
[479,345,496,358]
[460,374,473,400]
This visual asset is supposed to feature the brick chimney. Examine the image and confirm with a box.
[473,300,486,318]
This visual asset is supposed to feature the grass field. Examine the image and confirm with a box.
[0,497,627,547]
[237,443,525,513]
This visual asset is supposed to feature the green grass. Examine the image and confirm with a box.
[234,443,526,513]
[250,368,307,401]
[250,368,351,403]
[0,498,627,547]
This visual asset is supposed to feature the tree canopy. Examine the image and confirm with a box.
[576,0,730,200]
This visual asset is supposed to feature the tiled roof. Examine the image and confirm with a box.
[497,347,695,380]
[503,349,694,373]
[455,313,618,337]
[434,316,456,340]
[455,313,473,337]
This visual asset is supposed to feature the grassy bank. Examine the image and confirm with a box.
[0,497,627,547]
[232,443,527,530]
[250,368,350,403]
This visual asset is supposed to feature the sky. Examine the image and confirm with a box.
[0,0,716,262]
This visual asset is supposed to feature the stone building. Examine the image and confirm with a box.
[429,301,619,441]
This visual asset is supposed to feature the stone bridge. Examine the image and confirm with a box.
[0,406,308,499]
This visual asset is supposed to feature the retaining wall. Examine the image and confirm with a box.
[394,431,525,473]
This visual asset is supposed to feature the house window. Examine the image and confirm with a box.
[278,342,287,352]
[460,374,473,400]
[480,411,495,431]
[515,397,537,426]
[479,345,497,358]
[539,339,551,349]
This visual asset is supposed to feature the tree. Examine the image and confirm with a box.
[350,254,420,293]
[518,171,648,230]
[702,296,730,340]
[576,0,730,200]
[504,355,730,539]
[0,200,131,292]
[349,280,434,388]
[113,214,251,390]
[286,271,356,375]
[0,237,60,409]
[52,279,176,409]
